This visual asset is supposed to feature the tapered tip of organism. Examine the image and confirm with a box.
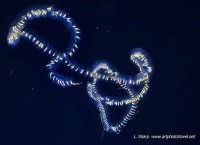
[7,5,55,47]
[130,48,153,74]
[7,25,22,46]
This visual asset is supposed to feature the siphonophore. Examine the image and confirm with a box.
[7,5,153,134]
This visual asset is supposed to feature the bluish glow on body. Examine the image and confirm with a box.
[7,5,153,134]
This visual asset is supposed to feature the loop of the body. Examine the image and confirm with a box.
[7,5,153,134]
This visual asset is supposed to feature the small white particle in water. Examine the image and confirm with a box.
[9,70,14,75]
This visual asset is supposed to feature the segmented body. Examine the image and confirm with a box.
[7,5,153,133]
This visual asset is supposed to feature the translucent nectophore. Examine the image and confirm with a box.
[7,5,153,134]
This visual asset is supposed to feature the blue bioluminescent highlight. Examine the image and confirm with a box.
[7,5,153,134]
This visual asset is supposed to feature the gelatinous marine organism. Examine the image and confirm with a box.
[7,5,153,134]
